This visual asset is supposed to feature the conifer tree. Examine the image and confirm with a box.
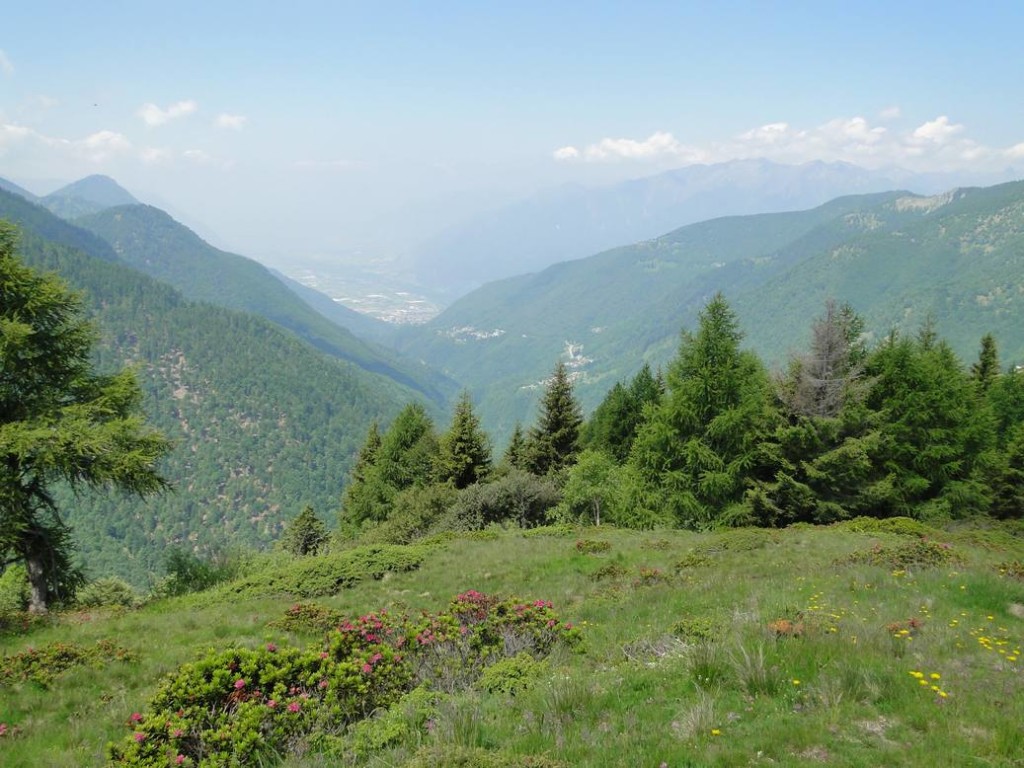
[585,363,663,464]
[0,224,169,611]
[628,294,776,527]
[525,362,583,476]
[436,391,492,489]
[971,332,1000,393]
[503,423,528,470]
[281,505,329,556]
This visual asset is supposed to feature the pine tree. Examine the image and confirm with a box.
[628,294,776,527]
[0,224,169,611]
[585,363,663,464]
[436,391,492,489]
[525,362,583,476]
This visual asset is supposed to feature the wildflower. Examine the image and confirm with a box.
[265,643,277,652]
[318,679,329,689]
[319,651,329,659]
[711,728,722,736]
[172,728,184,738]
[267,700,277,709]
[129,712,143,723]
[909,671,924,679]
[362,663,373,674]
[930,673,940,680]
[234,679,246,690]
[133,732,146,743]
[792,679,801,686]
[288,702,301,713]
[176,756,186,766]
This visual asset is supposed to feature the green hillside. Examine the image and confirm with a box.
[2,523,1022,766]
[75,204,456,406]
[396,192,904,439]
[0,191,422,584]
[397,183,1024,441]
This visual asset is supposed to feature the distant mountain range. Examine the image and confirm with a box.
[411,159,1018,298]
[398,180,1024,441]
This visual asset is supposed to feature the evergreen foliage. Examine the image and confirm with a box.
[280,506,329,556]
[628,294,777,527]
[971,332,1000,393]
[436,391,492,489]
[0,223,169,611]
[525,362,583,476]
[584,364,663,464]
[503,423,528,471]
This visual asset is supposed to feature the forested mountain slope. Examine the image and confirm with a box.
[0,190,418,584]
[398,181,1024,440]
[75,204,456,405]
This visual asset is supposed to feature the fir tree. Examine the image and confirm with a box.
[503,423,528,471]
[970,332,1000,393]
[280,505,329,556]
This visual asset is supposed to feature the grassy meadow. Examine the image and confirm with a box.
[2,521,1024,767]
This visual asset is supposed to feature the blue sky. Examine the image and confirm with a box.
[1,1,1022,262]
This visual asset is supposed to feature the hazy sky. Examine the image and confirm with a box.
[1,1,1022,264]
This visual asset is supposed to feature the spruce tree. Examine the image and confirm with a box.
[436,391,492,489]
[281,505,329,556]
[971,333,1000,393]
[503,423,528,470]
[525,361,583,476]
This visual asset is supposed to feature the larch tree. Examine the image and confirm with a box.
[0,223,170,612]
[628,293,776,527]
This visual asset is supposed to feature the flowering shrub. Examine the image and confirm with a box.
[109,592,579,766]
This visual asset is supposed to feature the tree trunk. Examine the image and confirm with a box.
[25,554,48,614]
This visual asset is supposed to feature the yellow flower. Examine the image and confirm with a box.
[792,679,801,686]
[711,729,721,736]
[929,673,941,680]
[909,671,924,679]
[938,691,948,698]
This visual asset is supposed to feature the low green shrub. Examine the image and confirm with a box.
[575,538,611,554]
[674,552,712,570]
[268,602,345,635]
[591,562,628,581]
[671,616,717,643]
[834,516,941,538]
[476,652,548,695]
[76,577,141,609]
[211,544,431,600]
[1,639,135,688]
[694,528,778,555]
[838,539,965,570]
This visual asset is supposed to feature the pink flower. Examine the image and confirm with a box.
[319,651,329,659]
[129,712,143,723]
[176,756,186,766]
[362,663,373,674]
[172,728,184,738]
[234,679,246,690]
[318,679,329,690]
[133,732,146,743]
[267,699,277,709]
[265,643,277,652]
[287,702,301,713]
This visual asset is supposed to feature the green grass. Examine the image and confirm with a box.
[2,523,1024,767]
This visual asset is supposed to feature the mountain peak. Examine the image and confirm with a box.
[47,175,139,207]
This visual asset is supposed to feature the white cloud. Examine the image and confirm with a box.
[79,130,133,162]
[910,115,964,144]
[554,131,708,163]
[553,114,1022,173]
[879,105,902,121]
[183,148,213,163]
[138,99,198,127]
[0,50,13,77]
[215,113,247,130]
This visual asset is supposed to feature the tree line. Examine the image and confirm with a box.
[339,293,1024,541]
